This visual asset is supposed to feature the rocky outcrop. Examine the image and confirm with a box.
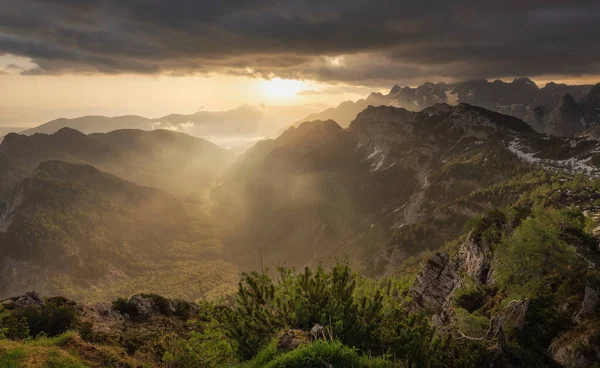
[549,328,600,367]
[127,295,155,319]
[0,290,44,308]
[575,286,600,323]
[548,286,600,366]
[408,234,494,325]
[408,252,458,312]
[456,236,493,284]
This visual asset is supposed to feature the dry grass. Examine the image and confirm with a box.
[0,331,148,368]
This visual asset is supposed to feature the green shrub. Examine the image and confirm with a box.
[221,262,482,366]
[493,207,585,297]
[78,321,95,343]
[239,340,393,368]
[172,299,193,319]
[112,294,194,320]
[162,320,236,368]
[454,308,490,338]
[453,285,487,312]
[2,298,77,339]
[223,263,390,359]
[111,297,129,314]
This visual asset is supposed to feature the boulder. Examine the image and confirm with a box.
[128,295,154,319]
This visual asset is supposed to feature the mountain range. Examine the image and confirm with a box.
[2,99,600,366]
[216,102,600,274]
[7,79,600,156]
[0,128,234,202]
[4,101,600,299]
[297,78,600,137]
[15,105,321,151]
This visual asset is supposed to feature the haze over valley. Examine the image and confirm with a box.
[1,1,600,367]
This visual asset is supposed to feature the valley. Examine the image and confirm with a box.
[3,1,600,365]
[2,84,600,367]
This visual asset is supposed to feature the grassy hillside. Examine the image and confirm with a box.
[0,161,238,301]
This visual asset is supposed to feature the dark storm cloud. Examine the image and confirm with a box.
[0,0,599,85]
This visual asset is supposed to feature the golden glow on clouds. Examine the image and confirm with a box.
[259,78,307,99]
[3,50,596,128]
[0,72,362,126]
[0,54,37,74]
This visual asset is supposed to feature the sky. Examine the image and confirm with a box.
[1,0,599,126]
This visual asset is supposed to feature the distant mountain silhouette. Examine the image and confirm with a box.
[0,128,234,201]
[19,105,321,146]
[295,78,600,137]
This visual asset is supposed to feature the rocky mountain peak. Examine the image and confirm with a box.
[349,106,417,137]
[513,77,539,89]
[584,83,600,103]
[54,127,87,138]
[449,103,535,134]
[1,132,27,147]
[542,81,565,90]
[422,103,453,115]
[336,100,358,109]
[278,119,344,145]
[292,119,342,134]
[561,93,579,109]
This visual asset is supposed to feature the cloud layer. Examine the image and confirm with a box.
[1,0,599,86]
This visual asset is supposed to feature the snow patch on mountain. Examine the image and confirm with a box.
[507,138,599,175]
[367,147,383,160]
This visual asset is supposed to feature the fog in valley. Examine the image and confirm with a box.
[1,1,600,366]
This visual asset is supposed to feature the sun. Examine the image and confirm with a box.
[260,78,306,99]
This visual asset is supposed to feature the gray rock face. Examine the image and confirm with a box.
[542,94,584,137]
[575,286,600,323]
[409,252,458,312]
[456,236,493,284]
[581,84,600,128]
[408,235,495,326]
